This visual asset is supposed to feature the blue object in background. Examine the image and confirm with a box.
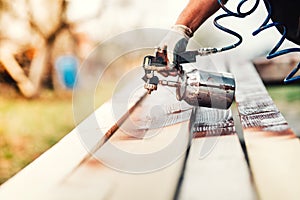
[55,55,78,89]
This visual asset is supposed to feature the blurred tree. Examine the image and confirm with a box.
[0,0,102,97]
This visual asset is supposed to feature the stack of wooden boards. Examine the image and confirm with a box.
[0,60,299,200]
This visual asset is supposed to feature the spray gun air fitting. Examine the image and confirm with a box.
[142,47,235,109]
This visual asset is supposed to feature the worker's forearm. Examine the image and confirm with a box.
[175,0,226,33]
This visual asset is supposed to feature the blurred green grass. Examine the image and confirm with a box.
[0,82,114,185]
[0,54,138,185]
[266,84,300,136]
[0,90,74,184]
[267,85,300,102]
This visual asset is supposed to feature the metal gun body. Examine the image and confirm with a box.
[142,47,235,109]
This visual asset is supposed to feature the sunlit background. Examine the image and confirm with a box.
[0,0,299,184]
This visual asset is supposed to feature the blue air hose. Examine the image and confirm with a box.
[213,0,300,83]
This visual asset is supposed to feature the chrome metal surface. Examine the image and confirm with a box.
[176,69,235,109]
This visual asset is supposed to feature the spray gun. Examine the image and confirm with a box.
[142,46,235,109]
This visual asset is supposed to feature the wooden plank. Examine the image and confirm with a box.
[0,70,191,200]
[229,60,300,200]
[253,54,300,83]
[47,85,191,200]
[0,72,146,199]
[52,123,189,200]
[177,56,256,200]
[178,108,256,200]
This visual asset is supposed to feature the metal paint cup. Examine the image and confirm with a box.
[176,69,235,109]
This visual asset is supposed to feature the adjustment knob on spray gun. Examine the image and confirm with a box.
[142,47,235,109]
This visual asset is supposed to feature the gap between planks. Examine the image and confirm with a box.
[229,60,300,200]
[177,55,257,200]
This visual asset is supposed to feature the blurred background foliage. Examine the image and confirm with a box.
[0,0,299,184]
[0,90,73,184]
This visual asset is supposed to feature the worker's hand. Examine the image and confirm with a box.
[157,25,193,76]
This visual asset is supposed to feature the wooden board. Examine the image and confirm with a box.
[0,82,146,200]
[46,85,192,200]
[229,60,300,200]
[177,56,256,200]
[2,56,299,200]
[0,69,192,200]
[178,107,256,200]
[253,54,300,83]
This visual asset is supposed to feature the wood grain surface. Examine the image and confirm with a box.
[178,107,256,200]
[49,85,191,200]
[1,57,299,200]
[0,70,191,200]
[0,75,145,200]
[177,56,256,200]
[229,60,300,200]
